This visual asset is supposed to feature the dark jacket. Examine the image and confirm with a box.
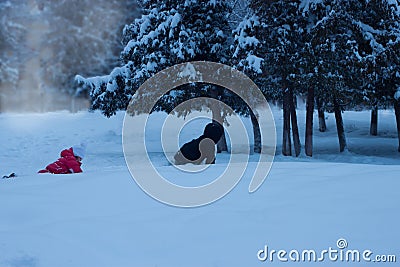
[174,122,223,165]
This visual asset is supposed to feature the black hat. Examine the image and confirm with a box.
[203,123,223,143]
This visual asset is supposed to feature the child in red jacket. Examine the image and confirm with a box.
[38,143,86,174]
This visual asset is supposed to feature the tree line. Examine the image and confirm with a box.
[77,0,400,155]
[0,0,138,111]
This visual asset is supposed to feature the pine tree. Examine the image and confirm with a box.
[384,31,400,152]
[233,0,307,157]
[351,0,400,136]
[231,14,265,153]
[259,0,308,157]
[304,0,374,152]
[79,0,232,119]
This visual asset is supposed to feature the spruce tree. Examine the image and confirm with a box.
[233,0,307,156]
[348,0,400,135]
[79,0,232,119]
[305,0,373,152]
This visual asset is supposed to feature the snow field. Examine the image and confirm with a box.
[0,108,399,267]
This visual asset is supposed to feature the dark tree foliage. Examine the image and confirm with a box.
[79,0,400,154]
[246,0,306,156]
[80,0,232,118]
[233,0,400,154]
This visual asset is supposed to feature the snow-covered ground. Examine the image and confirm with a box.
[0,107,399,267]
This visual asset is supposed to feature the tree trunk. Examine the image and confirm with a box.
[333,99,347,152]
[290,90,301,157]
[250,110,261,153]
[305,86,314,157]
[394,100,400,152]
[282,89,292,156]
[209,85,228,153]
[316,98,326,132]
[370,106,378,136]
[212,111,228,153]
[71,96,76,113]
[217,131,228,153]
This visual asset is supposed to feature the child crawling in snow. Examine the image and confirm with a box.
[174,122,223,165]
[38,143,86,174]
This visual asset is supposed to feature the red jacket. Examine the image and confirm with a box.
[38,148,82,174]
